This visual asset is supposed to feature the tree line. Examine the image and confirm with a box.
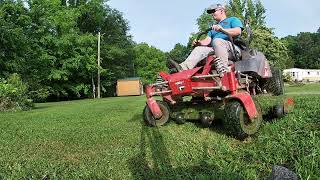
[0,0,319,109]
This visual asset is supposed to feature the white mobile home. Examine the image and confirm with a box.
[283,68,320,82]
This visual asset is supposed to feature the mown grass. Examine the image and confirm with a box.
[285,83,320,94]
[0,84,319,179]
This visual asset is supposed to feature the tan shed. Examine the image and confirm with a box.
[116,77,144,96]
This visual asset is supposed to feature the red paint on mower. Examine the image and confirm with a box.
[142,27,288,139]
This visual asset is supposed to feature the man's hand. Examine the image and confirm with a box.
[211,24,223,32]
[193,36,212,47]
[192,40,201,47]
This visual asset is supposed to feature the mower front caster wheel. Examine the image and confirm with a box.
[224,101,262,140]
[200,113,214,128]
[272,103,285,119]
[175,113,186,125]
[143,101,170,127]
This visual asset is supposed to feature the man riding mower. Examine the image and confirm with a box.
[142,4,292,140]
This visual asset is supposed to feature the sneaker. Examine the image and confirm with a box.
[168,59,183,72]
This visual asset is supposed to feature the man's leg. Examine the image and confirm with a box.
[179,46,214,70]
[212,38,235,68]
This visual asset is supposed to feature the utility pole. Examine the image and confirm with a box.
[97,31,101,98]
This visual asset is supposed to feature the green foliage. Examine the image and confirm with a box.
[254,0,266,27]
[0,0,134,100]
[282,32,320,69]
[133,43,168,84]
[283,72,293,83]
[251,27,292,69]
[0,1,32,77]
[245,0,255,23]
[227,0,245,19]
[28,87,50,103]
[167,43,191,63]
[0,74,33,111]
[196,11,214,32]
[225,0,265,28]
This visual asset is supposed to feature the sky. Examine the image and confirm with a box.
[108,0,320,52]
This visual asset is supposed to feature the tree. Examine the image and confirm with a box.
[227,0,245,19]
[283,32,320,69]
[0,1,32,77]
[251,27,292,69]
[61,0,88,6]
[0,0,135,101]
[23,0,95,99]
[254,0,266,27]
[167,43,190,63]
[245,0,255,25]
[133,43,168,84]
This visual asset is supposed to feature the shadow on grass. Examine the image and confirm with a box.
[128,113,143,122]
[191,119,237,140]
[128,121,244,179]
[33,106,50,110]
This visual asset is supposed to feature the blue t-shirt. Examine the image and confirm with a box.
[207,17,243,46]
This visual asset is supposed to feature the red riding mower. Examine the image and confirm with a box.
[143,26,293,139]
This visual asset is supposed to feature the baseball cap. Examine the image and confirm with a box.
[206,4,225,14]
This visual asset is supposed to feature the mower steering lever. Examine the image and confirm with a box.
[195,28,212,42]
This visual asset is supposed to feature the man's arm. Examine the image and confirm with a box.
[212,25,242,37]
[222,27,242,37]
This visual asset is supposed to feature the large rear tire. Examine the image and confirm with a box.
[263,66,284,96]
[143,101,170,127]
[223,101,262,140]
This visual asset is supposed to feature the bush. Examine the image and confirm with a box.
[283,72,293,82]
[0,74,34,111]
[28,87,50,103]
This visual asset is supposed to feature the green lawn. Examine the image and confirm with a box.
[0,84,319,179]
[285,83,320,94]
